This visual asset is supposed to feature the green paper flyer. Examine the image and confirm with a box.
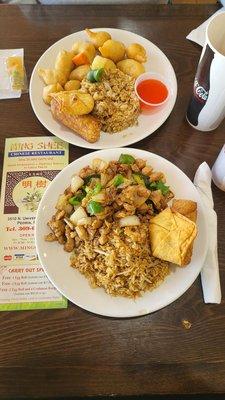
[0,137,68,311]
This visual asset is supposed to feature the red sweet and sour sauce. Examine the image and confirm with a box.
[137,79,168,105]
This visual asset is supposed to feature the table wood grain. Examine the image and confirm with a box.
[0,4,225,399]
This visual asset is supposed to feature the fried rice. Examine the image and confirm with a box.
[81,69,140,133]
[70,221,170,298]
[45,155,174,298]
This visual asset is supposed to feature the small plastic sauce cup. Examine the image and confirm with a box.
[135,72,171,111]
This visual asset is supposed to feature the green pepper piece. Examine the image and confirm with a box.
[113,174,124,187]
[156,181,170,195]
[140,174,151,188]
[69,197,81,206]
[131,172,151,188]
[132,173,145,186]
[149,182,157,190]
[93,182,102,195]
[84,182,101,197]
[83,174,100,185]
[149,180,170,195]
[69,191,86,206]
[87,201,103,215]
[118,154,135,165]
[84,186,91,194]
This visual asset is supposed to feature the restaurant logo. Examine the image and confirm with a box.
[194,79,208,102]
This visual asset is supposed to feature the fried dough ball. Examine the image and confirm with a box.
[71,41,96,63]
[117,59,145,78]
[69,65,90,81]
[54,50,74,78]
[85,28,111,48]
[99,40,125,63]
[91,55,116,71]
[126,43,147,63]
[64,80,81,91]
[42,83,63,105]
[38,68,67,86]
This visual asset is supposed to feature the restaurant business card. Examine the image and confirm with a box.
[0,137,68,311]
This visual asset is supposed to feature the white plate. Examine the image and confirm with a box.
[30,28,177,150]
[35,149,208,318]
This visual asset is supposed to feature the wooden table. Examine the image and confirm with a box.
[0,4,224,399]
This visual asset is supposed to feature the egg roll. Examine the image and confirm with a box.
[51,98,101,143]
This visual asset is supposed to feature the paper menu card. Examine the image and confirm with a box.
[0,137,68,311]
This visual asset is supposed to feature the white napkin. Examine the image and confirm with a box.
[194,162,221,303]
[186,7,225,46]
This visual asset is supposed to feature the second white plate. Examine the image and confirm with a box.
[35,148,208,318]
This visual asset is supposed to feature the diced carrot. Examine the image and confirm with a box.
[72,52,90,66]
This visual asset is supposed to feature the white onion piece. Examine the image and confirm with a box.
[77,217,92,226]
[101,173,110,186]
[70,207,87,225]
[91,192,105,203]
[94,248,107,255]
[92,158,108,172]
[119,215,140,227]
[71,175,84,193]
[63,217,74,230]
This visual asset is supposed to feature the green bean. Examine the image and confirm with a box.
[87,68,104,83]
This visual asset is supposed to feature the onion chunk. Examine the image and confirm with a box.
[119,215,140,227]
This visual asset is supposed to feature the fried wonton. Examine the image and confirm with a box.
[171,199,197,264]
[171,199,197,223]
[149,207,197,266]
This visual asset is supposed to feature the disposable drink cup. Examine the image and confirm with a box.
[212,144,225,191]
[187,12,225,131]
